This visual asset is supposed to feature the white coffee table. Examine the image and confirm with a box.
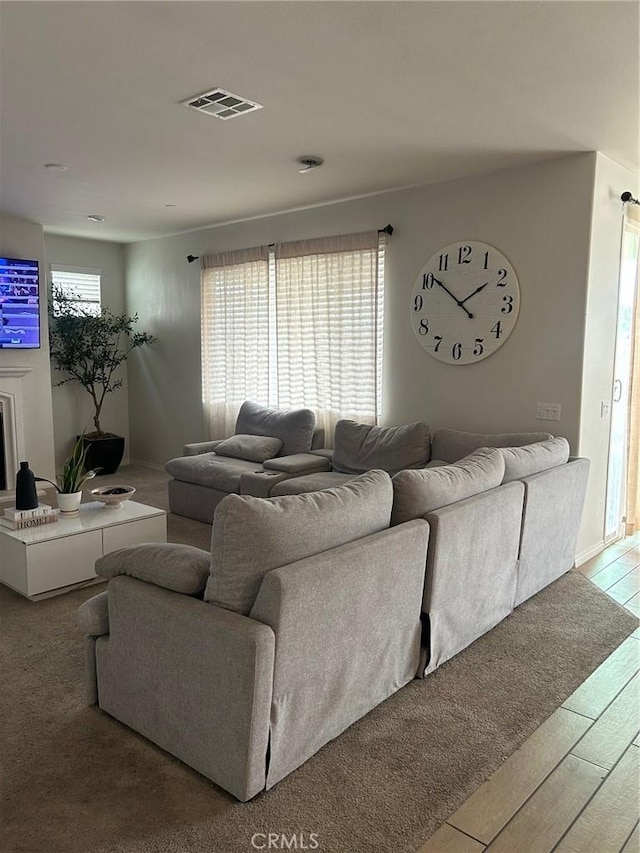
[0,500,167,600]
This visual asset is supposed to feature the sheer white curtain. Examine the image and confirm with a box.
[201,246,270,437]
[274,231,384,441]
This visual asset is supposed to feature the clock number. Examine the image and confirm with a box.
[501,295,514,314]
[473,338,484,356]
[414,294,424,312]
[491,320,503,339]
[497,269,508,287]
[422,272,435,290]
[419,318,429,335]
[458,245,472,265]
[433,335,443,352]
[452,342,463,360]
[438,253,449,272]
[483,251,490,270]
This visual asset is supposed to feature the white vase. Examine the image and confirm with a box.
[57,491,82,516]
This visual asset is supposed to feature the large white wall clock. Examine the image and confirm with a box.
[410,241,520,365]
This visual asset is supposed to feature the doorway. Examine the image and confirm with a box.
[605,220,640,542]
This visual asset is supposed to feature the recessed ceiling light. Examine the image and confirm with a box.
[87,214,105,223]
[296,156,324,174]
[44,163,68,171]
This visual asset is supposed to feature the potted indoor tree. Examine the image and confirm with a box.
[49,287,157,474]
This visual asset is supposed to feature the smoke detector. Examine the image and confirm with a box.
[182,87,263,120]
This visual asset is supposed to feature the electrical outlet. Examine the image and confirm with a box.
[536,402,562,421]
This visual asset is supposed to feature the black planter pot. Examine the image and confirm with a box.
[79,434,125,476]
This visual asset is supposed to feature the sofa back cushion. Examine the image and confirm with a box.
[214,434,283,463]
[332,420,431,476]
[204,469,394,614]
[234,401,316,456]
[391,448,505,525]
[499,437,570,483]
[431,428,552,464]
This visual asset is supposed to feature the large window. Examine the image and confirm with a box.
[201,231,386,441]
[51,265,102,316]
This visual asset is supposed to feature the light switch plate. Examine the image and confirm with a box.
[536,402,562,421]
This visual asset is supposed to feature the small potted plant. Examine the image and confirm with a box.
[36,436,100,516]
[49,287,157,474]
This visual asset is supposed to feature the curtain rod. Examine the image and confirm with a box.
[186,225,394,264]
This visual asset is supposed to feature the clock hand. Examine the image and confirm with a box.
[460,282,489,306]
[432,276,473,319]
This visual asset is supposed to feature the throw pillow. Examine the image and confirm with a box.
[332,419,431,475]
[204,469,393,614]
[234,401,316,456]
[95,543,212,596]
[391,448,505,525]
[215,434,283,463]
[499,437,570,483]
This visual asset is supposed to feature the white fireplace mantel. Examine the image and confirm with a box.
[0,365,33,495]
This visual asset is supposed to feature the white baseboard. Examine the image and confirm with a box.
[575,540,607,567]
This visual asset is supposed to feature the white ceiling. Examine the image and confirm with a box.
[1,1,638,244]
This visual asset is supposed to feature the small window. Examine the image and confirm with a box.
[51,266,101,316]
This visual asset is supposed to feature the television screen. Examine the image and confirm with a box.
[0,257,40,349]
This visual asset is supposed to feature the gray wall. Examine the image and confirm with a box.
[126,153,594,458]
[43,234,128,467]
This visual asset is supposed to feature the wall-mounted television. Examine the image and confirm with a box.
[0,257,40,349]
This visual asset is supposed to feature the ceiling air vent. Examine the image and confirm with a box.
[182,88,263,120]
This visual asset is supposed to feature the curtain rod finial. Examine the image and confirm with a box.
[379,224,394,236]
[187,255,200,264]
[621,191,640,205]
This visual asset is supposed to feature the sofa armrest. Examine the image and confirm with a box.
[309,448,334,462]
[514,456,590,606]
[95,542,211,596]
[422,481,525,675]
[263,452,332,474]
[95,576,275,801]
[77,590,110,636]
[250,521,429,789]
[183,439,224,456]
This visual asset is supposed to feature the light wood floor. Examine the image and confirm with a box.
[417,535,640,853]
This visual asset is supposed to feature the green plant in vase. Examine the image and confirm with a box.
[36,436,101,515]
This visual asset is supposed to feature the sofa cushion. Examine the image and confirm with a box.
[95,543,212,596]
[391,448,505,525]
[214,434,283,464]
[271,471,356,495]
[431,428,553,463]
[234,401,316,456]
[165,453,260,491]
[499,437,570,483]
[332,420,431,476]
[204,469,393,614]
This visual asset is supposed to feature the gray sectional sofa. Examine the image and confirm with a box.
[77,420,590,801]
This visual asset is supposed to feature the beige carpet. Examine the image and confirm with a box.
[1,466,638,853]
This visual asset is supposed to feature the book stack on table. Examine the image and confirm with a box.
[1,504,58,530]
